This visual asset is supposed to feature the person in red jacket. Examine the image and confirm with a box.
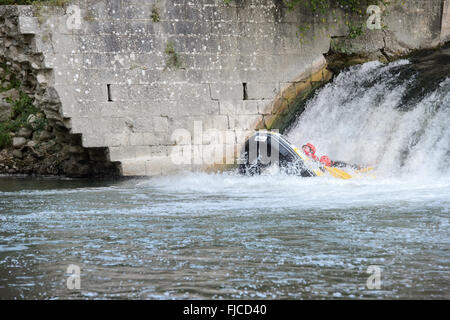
[321,155,361,169]
[302,143,319,161]
[320,155,332,167]
[303,143,361,169]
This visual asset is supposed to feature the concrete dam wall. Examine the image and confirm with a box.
[0,0,449,176]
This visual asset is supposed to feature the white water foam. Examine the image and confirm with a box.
[286,61,450,180]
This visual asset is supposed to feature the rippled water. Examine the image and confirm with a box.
[0,172,449,299]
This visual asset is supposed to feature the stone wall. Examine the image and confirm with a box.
[0,5,121,177]
[0,0,448,176]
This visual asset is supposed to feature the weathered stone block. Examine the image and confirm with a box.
[137,145,168,158]
[219,100,258,115]
[121,159,147,176]
[294,81,312,97]
[257,100,273,115]
[210,83,243,101]
[108,146,137,161]
[0,101,11,122]
[441,1,450,42]
[161,100,220,117]
[310,68,325,83]
[263,114,277,130]
[229,115,262,130]
[134,117,153,133]
[280,82,298,104]
[246,82,278,100]
[322,68,333,82]
[153,116,169,132]
[238,100,259,115]
[12,149,23,159]
[104,133,129,147]
[13,137,26,148]
[18,16,38,35]
[16,126,31,138]
[144,156,188,176]
[81,134,105,148]
[128,133,147,146]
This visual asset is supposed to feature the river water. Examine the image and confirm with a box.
[0,48,449,299]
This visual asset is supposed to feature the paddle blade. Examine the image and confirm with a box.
[324,166,352,179]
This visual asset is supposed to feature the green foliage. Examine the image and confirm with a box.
[83,9,95,22]
[0,124,12,148]
[0,63,46,148]
[0,62,20,93]
[0,91,47,148]
[285,0,330,13]
[151,5,160,22]
[330,41,351,54]
[297,24,311,44]
[9,92,39,126]
[164,41,183,70]
[347,21,365,39]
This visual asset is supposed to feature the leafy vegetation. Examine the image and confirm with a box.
[151,4,160,23]
[0,125,11,148]
[164,41,183,70]
[0,63,46,148]
[0,91,46,148]
[347,21,365,39]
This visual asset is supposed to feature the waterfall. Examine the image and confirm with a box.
[286,52,450,179]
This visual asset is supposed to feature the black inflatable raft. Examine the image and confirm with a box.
[238,132,318,177]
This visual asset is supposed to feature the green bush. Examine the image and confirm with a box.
[9,91,38,124]
[0,66,46,148]
[0,123,12,148]
[0,90,47,148]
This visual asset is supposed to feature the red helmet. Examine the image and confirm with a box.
[305,143,316,154]
[320,155,331,167]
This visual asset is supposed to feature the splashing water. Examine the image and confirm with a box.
[286,58,450,179]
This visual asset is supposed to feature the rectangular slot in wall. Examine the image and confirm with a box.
[107,84,113,102]
[243,83,248,100]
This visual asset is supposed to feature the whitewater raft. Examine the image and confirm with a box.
[238,132,373,179]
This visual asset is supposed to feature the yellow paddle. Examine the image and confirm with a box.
[324,166,352,179]
[294,147,352,179]
[294,147,353,179]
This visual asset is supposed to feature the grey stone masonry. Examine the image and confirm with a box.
[2,0,448,176]
[442,0,450,42]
